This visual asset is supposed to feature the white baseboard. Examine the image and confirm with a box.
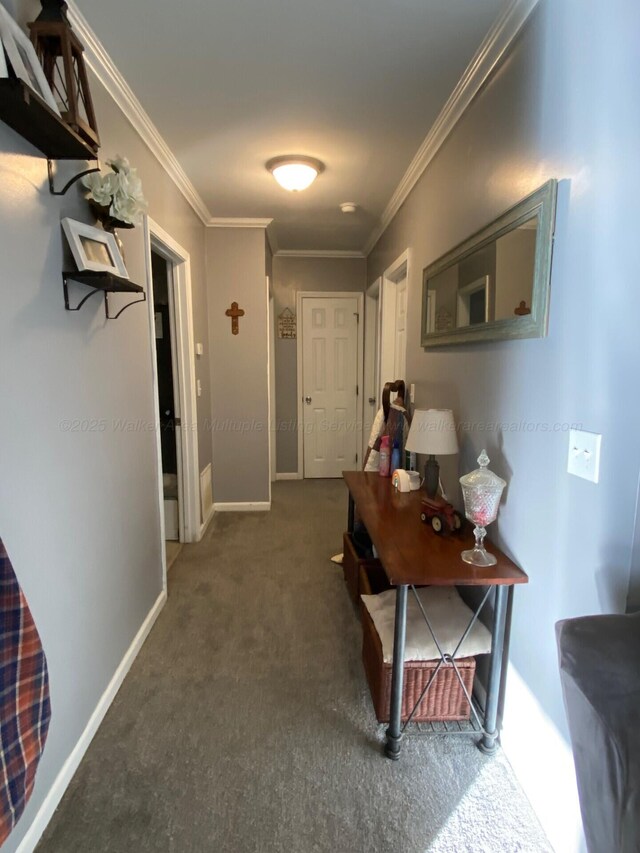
[275,472,301,481]
[199,502,215,538]
[17,589,167,853]
[213,501,271,512]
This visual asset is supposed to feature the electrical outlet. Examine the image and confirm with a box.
[196,379,202,397]
[567,429,602,483]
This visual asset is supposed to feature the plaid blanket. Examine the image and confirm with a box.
[0,539,51,845]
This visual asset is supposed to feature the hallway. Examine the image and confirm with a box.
[38,481,549,852]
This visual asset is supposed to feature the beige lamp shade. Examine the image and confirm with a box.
[405,409,459,456]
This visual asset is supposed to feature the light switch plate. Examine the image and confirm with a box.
[196,342,204,357]
[567,429,602,483]
[196,379,202,397]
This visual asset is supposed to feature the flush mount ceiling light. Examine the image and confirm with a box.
[266,156,324,192]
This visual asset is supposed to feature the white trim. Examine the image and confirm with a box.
[67,2,211,226]
[268,288,276,484]
[296,291,365,478]
[276,249,366,259]
[276,472,302,481]
[267,282,274,495]
[379,250,410,401]
[363,277,382,460]
[363,0,540,255]
[144,216,202,545]
[200,502,216,538]
[213,501,271,512]
[208,218,273,229]
[206,216,273,229]
[16,590,166,853]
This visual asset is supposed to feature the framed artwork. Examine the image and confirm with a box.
[61,218,129,278]
[0,5,60,115]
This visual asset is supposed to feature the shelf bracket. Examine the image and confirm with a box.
[104,291,147,320]
[48,159,100,196]
[62,275,102,311]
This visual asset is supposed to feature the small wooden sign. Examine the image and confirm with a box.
[278,307,296,339]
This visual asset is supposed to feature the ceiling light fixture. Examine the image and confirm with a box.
[267,156,324,192]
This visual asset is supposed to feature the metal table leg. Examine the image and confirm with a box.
[385,584,408,760]
[479,585,508,754]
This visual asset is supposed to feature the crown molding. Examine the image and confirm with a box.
[67,1,212,226]
[208,217,273,228]
[363,0,540,256]
[275,249,366,259]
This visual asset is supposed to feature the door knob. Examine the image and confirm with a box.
[304,396,312,404]
[368,397,376,404]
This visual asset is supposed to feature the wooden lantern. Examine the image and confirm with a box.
[28,0,100,153]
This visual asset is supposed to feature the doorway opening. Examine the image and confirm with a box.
[379,249,410,400]
[151,251,181,557]
[144,218,202,589]
[363,277,381,460]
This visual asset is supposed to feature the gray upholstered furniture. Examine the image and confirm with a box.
[556,612,640,853]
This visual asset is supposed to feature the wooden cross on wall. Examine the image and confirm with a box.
[225,302,245,335]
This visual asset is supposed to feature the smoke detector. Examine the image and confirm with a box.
[340,202,358,214]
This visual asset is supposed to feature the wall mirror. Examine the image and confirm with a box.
[421,180,557,347]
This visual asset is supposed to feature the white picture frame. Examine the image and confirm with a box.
[0,5,60,115]
[62,218,129,278]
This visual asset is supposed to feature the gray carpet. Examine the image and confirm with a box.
[38,480,551,853]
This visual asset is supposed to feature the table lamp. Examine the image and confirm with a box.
[405,409,459,499]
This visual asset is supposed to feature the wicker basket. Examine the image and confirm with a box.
[342,532,383,609]
[361,603,476,723]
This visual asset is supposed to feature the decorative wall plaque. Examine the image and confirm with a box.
[278,307,296,339]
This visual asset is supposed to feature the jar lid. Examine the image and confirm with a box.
[459,450,506,491]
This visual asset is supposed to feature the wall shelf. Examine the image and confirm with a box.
[0,78,97,161]
[63,271,146,319]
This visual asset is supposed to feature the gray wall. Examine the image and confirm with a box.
[207,228,270,503]
[272,256,366,473]
[0,4,209,848]
[368,0,640,836]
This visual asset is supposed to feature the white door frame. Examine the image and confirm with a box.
[267,279,276,490]
[144,216,201,565]
[379,249,410,402]
[296,291,364,478]
[363,277,381,460]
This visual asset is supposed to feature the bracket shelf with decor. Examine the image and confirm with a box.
[0,78,98,161]
[63,271,146,320]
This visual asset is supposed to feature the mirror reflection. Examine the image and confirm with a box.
[425,217,538,333]
[421,181,557,346]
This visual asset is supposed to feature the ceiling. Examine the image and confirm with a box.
[78,0,507,252]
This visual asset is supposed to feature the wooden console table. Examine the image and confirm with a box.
[343,471,528,759]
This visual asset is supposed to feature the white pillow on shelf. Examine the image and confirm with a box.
[361,586,492,664]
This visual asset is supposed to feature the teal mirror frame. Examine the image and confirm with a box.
[421,179,558,347]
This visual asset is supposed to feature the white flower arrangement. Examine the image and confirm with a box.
[82,155,148,227]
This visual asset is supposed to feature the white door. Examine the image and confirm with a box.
[302,296,359,478]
